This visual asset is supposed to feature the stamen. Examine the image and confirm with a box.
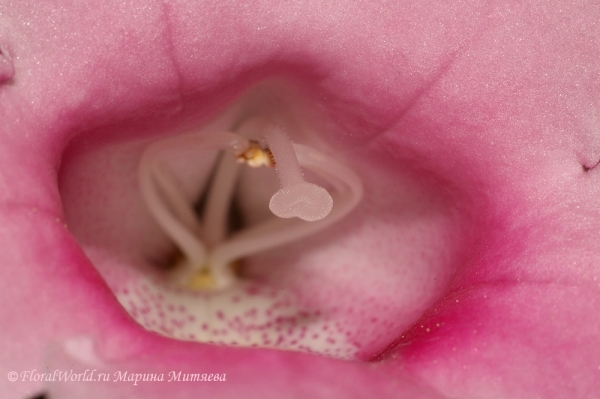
[139,159,207,275]
[201,154,240,248]
[152,163,200,234]
[139,123,362,292]
[139,132,249,289]
[209,143,363,271]
[262,124,334,222]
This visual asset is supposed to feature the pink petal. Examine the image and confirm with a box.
[0,1,599,398]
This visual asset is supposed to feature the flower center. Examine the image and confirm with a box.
[138,116,362,292]
[60,85,461,361]
[88,114,361,358]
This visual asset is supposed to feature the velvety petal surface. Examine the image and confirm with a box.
[0,1,599,398]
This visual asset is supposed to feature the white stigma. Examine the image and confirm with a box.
[263,124,333,222]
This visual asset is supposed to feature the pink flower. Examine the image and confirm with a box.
[1,1,599,398]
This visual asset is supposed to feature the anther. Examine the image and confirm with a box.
[262,124,333,222]
[236,141,274,168]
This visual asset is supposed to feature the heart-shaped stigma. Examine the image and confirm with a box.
[269,182,333,221]
[262,123,334,222]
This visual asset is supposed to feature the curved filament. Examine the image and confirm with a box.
[139,132,249,282]
[209,143,363,272]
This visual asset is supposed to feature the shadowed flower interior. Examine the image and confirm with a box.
[138,116,360,291]
[59,83,464,360]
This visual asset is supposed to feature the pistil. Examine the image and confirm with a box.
[263,124,334,222]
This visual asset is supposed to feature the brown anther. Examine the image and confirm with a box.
[235,141,275,168]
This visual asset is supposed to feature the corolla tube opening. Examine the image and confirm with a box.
[138,117,361,291]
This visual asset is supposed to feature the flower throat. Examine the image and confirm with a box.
[139,117,363,291]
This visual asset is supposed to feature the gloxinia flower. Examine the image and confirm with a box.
[1,1,600,398]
